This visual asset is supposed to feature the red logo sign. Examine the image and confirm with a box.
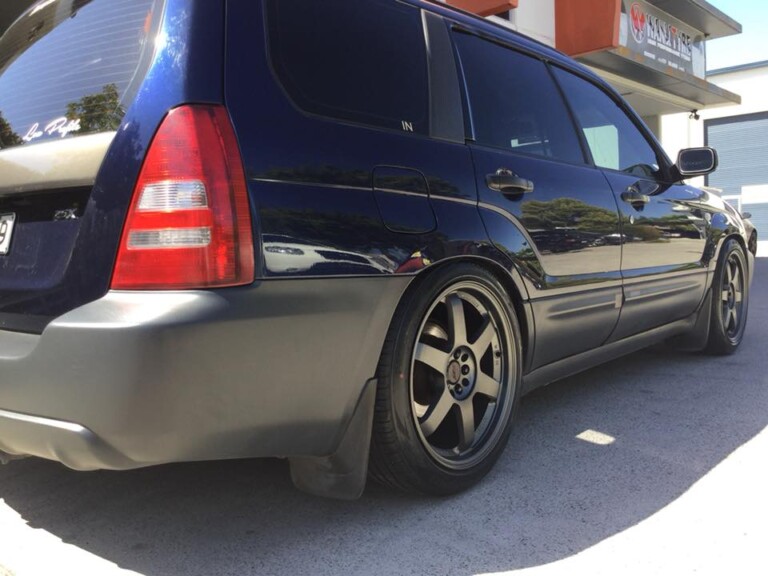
[630,3,646,43]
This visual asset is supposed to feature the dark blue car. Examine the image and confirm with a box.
[0,0,755,498]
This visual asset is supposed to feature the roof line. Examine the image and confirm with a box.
[708,61,768,77]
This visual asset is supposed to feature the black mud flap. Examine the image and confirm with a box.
[289,379,377,500]
[669,289,712,352]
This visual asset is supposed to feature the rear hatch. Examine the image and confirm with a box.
[0,0,162,332]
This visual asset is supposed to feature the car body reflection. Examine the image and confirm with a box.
[263,234,395,275]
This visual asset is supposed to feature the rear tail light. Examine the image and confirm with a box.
[111,105,254,289]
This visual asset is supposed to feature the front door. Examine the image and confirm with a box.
[552,67,708,341]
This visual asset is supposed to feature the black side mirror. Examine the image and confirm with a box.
[676,147,718,177]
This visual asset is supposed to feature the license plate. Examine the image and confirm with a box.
[0,214,16,255]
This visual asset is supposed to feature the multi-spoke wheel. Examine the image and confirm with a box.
[706,238,749,355]
[370,264,521,495]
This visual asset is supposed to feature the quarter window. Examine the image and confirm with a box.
[266,0,429,135]
[453,33,584,164]
[553,68,661,178]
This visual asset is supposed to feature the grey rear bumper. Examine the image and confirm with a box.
[0,277,409,470]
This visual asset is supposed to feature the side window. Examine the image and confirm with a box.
[553,68,661,178]
[452,33,583,164]
[265,0,428,135]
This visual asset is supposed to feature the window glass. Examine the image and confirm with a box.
[452,33,583,164]
[553,68,661,178]
[266,0,428,135]
[0,0,160,150]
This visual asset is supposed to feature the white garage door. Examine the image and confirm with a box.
[707,112,768,238]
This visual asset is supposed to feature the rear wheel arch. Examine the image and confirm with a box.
[370,260,524,494]
[408,256,531,366]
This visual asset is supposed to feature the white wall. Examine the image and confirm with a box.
[514,0,555,46]
[661,65,768,159]
[661,64,768,255]
[487,0,555,46]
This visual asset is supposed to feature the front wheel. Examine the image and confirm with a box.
[705,238,749,355]
[369,264,522,495]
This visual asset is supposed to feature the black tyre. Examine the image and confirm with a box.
[705,238,749,355]
[369,264,522,495]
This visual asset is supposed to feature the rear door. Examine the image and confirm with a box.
[552,67,708,341]
[451,30,623,369]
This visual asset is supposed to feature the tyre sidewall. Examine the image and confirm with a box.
[708,239,749,354]
[379,264,522,494]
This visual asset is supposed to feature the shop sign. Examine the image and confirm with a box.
[619,0,706,78]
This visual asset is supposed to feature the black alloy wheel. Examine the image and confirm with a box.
[370,264,521,495]
[706,238,749,355]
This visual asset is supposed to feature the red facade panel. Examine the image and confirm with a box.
[555,0,621,57]
[446,0,518,17]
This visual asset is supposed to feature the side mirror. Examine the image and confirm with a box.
[676,147,718,177]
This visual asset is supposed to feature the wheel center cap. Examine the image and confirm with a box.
[447,361,462,385]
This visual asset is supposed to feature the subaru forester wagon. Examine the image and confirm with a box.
[0,0,755,498]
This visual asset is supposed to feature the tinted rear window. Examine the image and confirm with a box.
[0,0,161,150]
[266,0,429,135]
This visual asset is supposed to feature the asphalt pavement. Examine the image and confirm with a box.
[1,260,766,576]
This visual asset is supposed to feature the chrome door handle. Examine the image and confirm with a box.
[486,169,534,195]
[621,189,650,208]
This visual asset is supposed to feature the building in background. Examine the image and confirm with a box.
[662,61,768,255]
[442,0,742,139]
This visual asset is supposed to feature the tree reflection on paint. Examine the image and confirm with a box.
[522,198,618,234]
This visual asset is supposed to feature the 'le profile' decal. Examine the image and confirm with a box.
[22,116,81,143]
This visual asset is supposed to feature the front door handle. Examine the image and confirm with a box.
[486,169,534,195]
[621,189,650,209]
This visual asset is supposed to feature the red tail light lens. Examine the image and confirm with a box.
[111,105,254,289]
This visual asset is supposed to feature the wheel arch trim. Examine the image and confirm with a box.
[412,254,535,374]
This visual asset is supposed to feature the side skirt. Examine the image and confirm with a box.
[522,308,702,394]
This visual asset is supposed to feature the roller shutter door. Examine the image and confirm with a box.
[707,112,768,240]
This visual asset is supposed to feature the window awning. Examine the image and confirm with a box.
[647,0,741,41]
[443,0,518,17]
[555,0,741,115]
[579,47,741,114]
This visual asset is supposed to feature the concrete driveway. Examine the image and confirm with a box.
[1,260,766,576]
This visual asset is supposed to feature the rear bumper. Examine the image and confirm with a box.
[0,277,409,470]
[0,408,133,469]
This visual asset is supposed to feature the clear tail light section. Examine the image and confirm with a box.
[111,105,255,290]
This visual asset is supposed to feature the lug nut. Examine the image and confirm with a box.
[455,385,463,395]
[461,353,469,362]
[462,365,470,375]
[462,378,469,387]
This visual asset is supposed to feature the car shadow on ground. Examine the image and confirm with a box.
[1,261,766,576]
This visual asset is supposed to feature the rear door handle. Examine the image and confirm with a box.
[486,169,534,195]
